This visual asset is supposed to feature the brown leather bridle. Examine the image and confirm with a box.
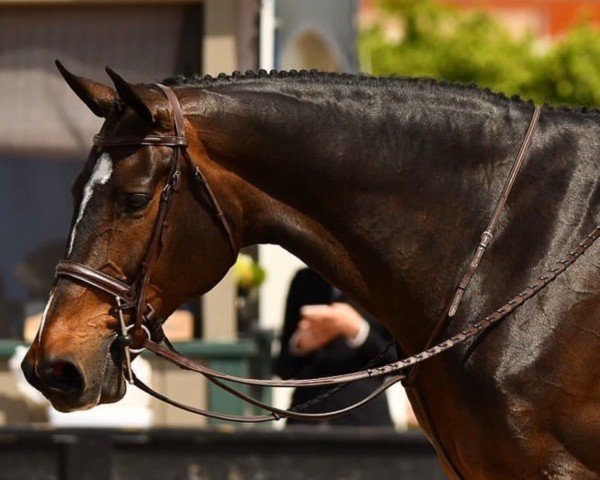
[55,83,238,384]
[53,85,600,424]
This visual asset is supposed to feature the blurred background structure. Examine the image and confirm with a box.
[0,0,598,477]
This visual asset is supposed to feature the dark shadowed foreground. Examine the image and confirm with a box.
[0,427,445,480]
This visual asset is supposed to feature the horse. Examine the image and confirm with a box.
[21,64,599,479]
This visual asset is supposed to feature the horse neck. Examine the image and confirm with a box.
[184,82,551,352]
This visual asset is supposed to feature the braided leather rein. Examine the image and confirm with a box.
[53,86,599,423]
[137,227,599,394]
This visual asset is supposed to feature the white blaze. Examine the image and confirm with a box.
[67,153,113,256]
[37,155,112,340]
[37,292,55,340]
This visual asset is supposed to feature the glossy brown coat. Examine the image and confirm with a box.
[23,68,599,478]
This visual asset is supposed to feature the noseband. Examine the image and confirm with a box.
[52,87,600,425]
[54,84,237,380]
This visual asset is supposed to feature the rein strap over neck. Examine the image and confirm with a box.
[449,106,542,316]
[133,224,598,423]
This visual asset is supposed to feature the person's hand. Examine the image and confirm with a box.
[292,303,366,354]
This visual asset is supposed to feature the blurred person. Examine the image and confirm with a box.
[275,268,397,427]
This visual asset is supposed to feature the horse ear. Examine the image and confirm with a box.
[56,60,115,118]
[105,67,158,126]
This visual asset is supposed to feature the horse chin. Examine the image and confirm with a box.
[45,385,105,413]
[48,381,125,413]
[98,349,127,405]
[49,397,96,413]
[99,376,126,405]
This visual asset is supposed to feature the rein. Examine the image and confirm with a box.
[54,85,600,423]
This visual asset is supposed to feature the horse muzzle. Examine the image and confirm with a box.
[21,336,126,412]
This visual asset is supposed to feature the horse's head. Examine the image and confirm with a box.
[22,63,237,412]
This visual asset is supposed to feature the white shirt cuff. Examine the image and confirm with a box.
[345,318,370,348]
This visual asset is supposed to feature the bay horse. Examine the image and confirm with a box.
[22,64,598,479]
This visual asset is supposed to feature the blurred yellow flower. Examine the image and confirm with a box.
[233,253,266,292]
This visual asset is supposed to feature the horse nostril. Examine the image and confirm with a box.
[21,354,42,389]
[40,359,85,395]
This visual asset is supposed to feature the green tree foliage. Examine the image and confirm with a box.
[359,0,600,107]
[527,25,600,106]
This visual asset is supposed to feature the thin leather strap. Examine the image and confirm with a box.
[156,84,186,134]
[93,134,188,148]
[132,371,405,422]
[55,260,133,302]
[129,84,187,331]
[449,106,542,317]
[132,373,276,423]
[203,372,405,421]
[132,139,181,330]
[403,106,543,388]
[191,165,238,255]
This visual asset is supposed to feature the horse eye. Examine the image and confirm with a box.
[125,193,151,211]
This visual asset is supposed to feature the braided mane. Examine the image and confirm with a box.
[161,69,598,117]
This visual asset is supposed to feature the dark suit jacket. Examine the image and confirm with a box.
[274,268,397,426]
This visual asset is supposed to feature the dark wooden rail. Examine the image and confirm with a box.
[0,427,446,480]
